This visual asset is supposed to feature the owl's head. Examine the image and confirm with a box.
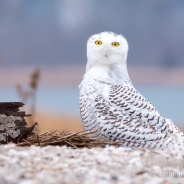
[87,32,128,68]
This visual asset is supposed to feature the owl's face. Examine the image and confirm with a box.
[87,32,128,66]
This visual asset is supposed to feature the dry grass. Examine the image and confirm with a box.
[17,130,122,148]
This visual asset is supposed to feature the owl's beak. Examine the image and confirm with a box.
[104,50,111,58]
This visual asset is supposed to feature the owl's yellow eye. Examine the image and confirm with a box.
[95,40,102,45]
[112,42,120,47]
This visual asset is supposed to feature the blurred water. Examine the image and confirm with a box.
[0,86,183,125]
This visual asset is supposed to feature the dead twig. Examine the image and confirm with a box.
[17,130,123,148]
[36,134,41,146]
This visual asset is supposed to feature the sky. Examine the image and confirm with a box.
[0,0,184,68]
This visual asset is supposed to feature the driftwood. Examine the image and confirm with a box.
[0,102,36,144]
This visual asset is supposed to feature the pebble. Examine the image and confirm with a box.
[0,144,184,184]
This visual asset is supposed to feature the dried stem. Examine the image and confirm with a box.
[16,68,41,125]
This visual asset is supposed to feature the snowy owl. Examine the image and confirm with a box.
[79,32,184,151]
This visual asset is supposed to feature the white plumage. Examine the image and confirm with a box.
[79,32,184,150]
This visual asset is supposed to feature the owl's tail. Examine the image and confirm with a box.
[165,119,184,151]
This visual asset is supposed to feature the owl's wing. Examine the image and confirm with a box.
[94,85,171,148]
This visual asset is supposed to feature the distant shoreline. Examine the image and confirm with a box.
[0,65,184,87]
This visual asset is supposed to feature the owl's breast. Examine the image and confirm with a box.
[79,80,109,133]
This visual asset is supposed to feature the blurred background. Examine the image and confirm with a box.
[0,0,184,132]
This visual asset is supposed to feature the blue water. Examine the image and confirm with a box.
[0,86,183,125]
